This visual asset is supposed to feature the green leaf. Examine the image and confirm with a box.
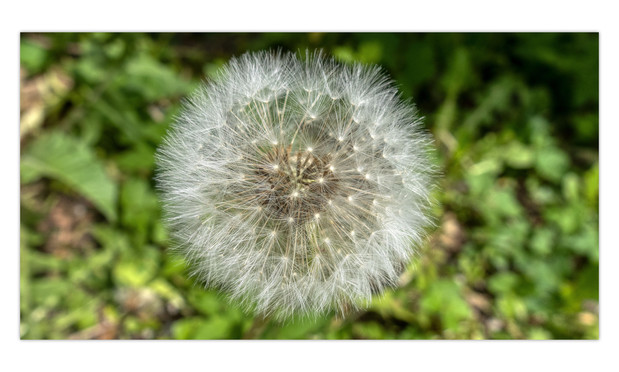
[442,48,473,97]
[528,327,552,340]
[21,132,118,221]
[545,206,581,235]
[573,264,599,301]
[419,279,473,330]
[74,57,107,84]
[357,41,383,64]
[114,144,156,174]
[563,225,599,262]
[120,177,159,246]
[21,39,48,74]
[31,278,74,309]
[332,46,356,64]
[583,163,599,209]
[172,317,233,339]
[488,272,519,295]
[112,244,160,287]
[503,142,534,169]
[522,260,561,295]
[120,55,193,101]
[187,290,223,315]
[149,278,185,310]
[113,259,157,287]
[562,173,580,202]
[529,228,554,256]
[172,318,201,339]
[535,146,570,183]
[264,316,328,339]
[496,294,527,320]
[353,321,388,339]
[193,316,233,339]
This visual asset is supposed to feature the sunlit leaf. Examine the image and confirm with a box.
[21,131,117,221]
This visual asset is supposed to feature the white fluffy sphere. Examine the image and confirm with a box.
[156,50,436,320]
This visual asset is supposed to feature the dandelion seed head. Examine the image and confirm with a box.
[155,50,437,320]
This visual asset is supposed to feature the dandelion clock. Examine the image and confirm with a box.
[156,50,437,320]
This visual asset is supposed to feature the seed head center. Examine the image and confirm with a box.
[255,145,337,222]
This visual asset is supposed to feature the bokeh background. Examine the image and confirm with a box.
[19,33,598,339]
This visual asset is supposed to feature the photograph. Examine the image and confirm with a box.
[19,32,599,340]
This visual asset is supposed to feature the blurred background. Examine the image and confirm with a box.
[19,33,598,339]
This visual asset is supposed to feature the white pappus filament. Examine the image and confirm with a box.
[155,50,437,320]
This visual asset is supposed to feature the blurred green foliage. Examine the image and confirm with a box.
[19,33,598,339]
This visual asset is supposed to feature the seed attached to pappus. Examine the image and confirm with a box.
[156,50,437,320]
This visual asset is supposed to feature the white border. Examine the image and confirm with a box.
[4,1,616,371]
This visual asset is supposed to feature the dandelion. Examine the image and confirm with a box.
[156,50,436,320]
